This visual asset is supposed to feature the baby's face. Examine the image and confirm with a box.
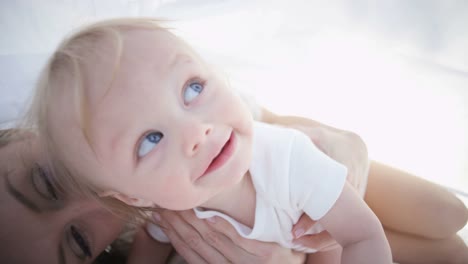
[63,29,254,210]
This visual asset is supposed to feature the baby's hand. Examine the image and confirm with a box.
[292,213,339,251]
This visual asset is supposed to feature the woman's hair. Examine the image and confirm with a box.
[0,128,32,148]
[23,18,172,222]
[0,129,16,148]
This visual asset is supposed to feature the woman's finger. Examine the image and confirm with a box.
[178,211,254,263]
[159,210,227,264]
[156,210,209,264]
[155,211,307,264]
[288,125,323,147]
[207,216,306,264]
[206,216,276,257]
[291,213,319,239]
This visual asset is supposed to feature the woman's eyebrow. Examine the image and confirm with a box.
[4,173,42,213]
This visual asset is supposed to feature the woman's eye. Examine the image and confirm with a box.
[183,81,204,104]
[69,225,92,259]
[138,131,164,158]
[31,164,58,200]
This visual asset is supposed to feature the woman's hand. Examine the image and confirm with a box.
[127,226,172,264]
[261,108,370,187]
[292,125,370,185]
[129,211,340,263]
[150,209,306,264]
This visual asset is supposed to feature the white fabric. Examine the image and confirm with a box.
[194,122,348,253]
[146,222,171,243]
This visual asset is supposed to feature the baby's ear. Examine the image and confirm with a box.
[99,191,154,207]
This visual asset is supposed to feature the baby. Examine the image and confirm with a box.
[29,18,392,263]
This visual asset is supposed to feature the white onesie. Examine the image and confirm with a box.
[148,121,358,253]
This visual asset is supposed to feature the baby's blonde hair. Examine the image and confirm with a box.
[25,18,175,221]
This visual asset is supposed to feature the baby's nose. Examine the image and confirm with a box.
[183,122,212,156]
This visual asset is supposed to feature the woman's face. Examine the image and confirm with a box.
[0,136,126,263]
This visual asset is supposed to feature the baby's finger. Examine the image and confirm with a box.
[293,230,336,251]
[292,213,318,239]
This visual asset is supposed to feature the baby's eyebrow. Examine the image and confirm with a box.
[169,53,192,70]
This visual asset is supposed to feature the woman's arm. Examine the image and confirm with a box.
[260,108,368,161]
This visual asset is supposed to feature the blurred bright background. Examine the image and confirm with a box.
[1,0,467,234]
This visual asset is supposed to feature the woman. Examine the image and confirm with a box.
[0,130,126,263]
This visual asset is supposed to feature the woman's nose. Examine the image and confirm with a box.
[183,122,212,156]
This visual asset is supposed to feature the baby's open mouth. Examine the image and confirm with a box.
[211,135,231,164]
[201,131,235,177]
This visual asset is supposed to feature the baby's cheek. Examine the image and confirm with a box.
[238,105,255,135]
[228,94,253,121]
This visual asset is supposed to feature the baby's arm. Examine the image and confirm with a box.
[286,129,390,264]
[305,247,342,264]
[315,182,392,264]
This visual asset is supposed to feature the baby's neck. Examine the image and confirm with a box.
[201,171,256,228]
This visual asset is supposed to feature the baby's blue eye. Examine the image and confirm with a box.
[183,81,204,104]
[138,131,163,158]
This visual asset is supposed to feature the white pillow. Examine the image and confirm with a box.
[0,53,49,128]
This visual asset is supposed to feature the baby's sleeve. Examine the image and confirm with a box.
[288,130,348,220]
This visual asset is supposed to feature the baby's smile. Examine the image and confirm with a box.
[199,130,236,180]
